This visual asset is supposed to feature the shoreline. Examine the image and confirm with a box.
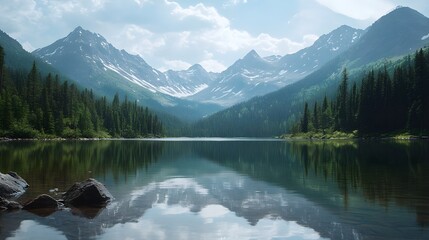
[0,136,165,142]
[280,131,429,141]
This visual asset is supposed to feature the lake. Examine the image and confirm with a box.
[0,139,428,240]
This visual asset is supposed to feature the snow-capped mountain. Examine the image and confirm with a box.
[187,50,281,106]
[188,25,364,107]
[33,26,213,99]
[32,24,364,114]
[193,6,429,137]
[32,26,222,121]
[278,25,363,74]
[164,64,216,98]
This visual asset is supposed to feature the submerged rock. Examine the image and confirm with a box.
[63,178,113,207]
[23,194,61,210]
[0,172,29,198]
[0,197,22,211]
[22,194,62,217]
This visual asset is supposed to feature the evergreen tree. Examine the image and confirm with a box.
[0,45,4,92]
[412,49,428,131]
[312,102,319,131]
[297,48,429,135]
[0,51,163,138]
[320,96,331,133]
[348,82,359,130]
[336,68,349,130]
[26,61,40,110]
[301,102,310,133]
[0,91,13,130]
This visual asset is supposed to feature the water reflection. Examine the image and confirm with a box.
[0,140,163,201]
[0,139,428,240]
[99,203,326,240]
[7,220,67,240]
[195,140,429,228]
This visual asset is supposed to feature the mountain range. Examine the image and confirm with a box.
[2,6,429,135]
[193,6,429,136]
[32,22,364,110]
[31,27,221,121]
[188,25,363,106]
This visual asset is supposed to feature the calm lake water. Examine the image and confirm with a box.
[0,139,428,240]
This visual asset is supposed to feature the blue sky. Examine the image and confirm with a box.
[1,0,429,72]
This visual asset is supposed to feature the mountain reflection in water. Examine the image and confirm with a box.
[0,139,428,239]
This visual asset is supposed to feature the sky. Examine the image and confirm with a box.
[1,0,429,73]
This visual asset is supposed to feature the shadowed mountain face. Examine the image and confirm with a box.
[194,7,429,136]
[0,30,58,75]
[343,7,429,67]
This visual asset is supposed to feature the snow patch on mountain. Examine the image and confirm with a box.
[33,25,365,109]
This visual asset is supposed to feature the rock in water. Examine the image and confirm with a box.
[23,194,61,210]
[0,197,22,211]
[22,194,61,217]
[63,178,113,207]
[0,172,29,198]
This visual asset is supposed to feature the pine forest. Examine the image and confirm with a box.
[0,45,163,139]
[296,49,429,136]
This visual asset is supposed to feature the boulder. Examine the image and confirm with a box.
[22,194,62,217]
[0,172,29,198]
[23,194,61,210]
[0,197,22,211]
[63,178,113,207]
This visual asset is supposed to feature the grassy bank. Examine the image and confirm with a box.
[280,131,428,140]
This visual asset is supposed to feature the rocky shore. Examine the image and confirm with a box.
[0,172,112,216]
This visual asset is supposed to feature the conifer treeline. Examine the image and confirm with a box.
[0,45,163,138]
[298,49,429,135]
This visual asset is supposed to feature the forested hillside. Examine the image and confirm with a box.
[0,45,163,138]
[190,7,429,137]
[296,49,429,135]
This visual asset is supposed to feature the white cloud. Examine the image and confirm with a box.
[114,24,166,57]
[43,0,107,18]
[0,0,42,34]
[134,0,150,7]
[21,41,36,52]
[1,0,359,73]
[315,0,395,20]
[199,59,227,73]
[105,1,316,72]
[223,0,249,7]
[162,60,192,71]
[168,1,229,28]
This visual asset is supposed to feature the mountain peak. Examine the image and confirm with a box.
[74,26,84,32]
[336,25,356,32]
[243,49,261,60]
[188,64,206,72]
[373,6,427,27]
[321,25,362,39]
[70,26,90,36]
[342,6,429,67]
[388,6,423,16]
[64,26,106,44]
